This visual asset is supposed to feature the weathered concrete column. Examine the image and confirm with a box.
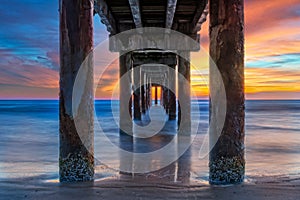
[154,86,158,105]
[178,52,191,130]
[59,0,94,182]
[168,65,176,120]
[141,72,146,114]
[141,86,146,113]
[133,66,141,120]
[144,75,147,109]
[133,91,141,119]
[148,78,152,107]
[148,79,152,108]
[209,0,245,184]
[162,86,168,111]
[160,86,163,106]
[163,71,169,111]
[119,52,134,174]
[119,53,133,135]
[177,52,192,183]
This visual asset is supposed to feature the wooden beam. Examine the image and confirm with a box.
[209,0,245,185]
[193,5,209,33]
[128,0,143,28]
[59,0,94,182]
[94,0,117,34]
[190,0,208,33]
[165,0,177,29]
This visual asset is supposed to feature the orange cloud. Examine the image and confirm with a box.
[245,68,300,94]
[0,65,58,89]
[200,0,300,56]
[190,67,300,99]
[195,0,300,99]
[2,0,300,100]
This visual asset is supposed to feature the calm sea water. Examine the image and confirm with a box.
[0,100,299,182]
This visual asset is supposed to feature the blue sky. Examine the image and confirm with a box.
[0,0,299,99]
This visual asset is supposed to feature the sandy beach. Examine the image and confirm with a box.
[1,100,300,199]
[1,0,300,198]
[1,175,300,200]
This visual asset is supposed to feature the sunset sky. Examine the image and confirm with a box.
[0,0,299,99]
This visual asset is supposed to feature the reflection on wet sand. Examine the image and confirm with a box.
[118,105,191,185]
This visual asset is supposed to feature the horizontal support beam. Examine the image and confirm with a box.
[109,28,200,52]
[165,0,177,29]
[190,0,208,33]
[94,0,117,34]
[132,52,177,66]
[128,0,143,28]
[193,5,209,33]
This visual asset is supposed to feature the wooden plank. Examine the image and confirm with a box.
[111,6,131,13]
[190,0,208,33]
[165,0,177,29]
[142,5,165,12]
[128,0,143,28]
[94,0,117,34]
[194,5,208,32]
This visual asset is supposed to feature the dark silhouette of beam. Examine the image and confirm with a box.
[128,0,143,28]
[190,0,208,33]
[165,0,177,29]
[94,0,117,34]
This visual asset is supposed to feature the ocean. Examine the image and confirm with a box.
[0,100,299,183]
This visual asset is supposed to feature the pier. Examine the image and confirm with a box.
[59,0,245,185]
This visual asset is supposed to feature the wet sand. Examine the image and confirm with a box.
[1,175,300,200]
[1,101,300,199]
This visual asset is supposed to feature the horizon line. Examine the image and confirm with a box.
[0,98,299,101]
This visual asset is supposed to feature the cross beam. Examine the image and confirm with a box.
[190,0,208,33]
[165,0,177,29]
[94,0,117,34]
[128,0,143,28]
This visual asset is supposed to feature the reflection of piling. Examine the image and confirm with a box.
[59,0,94,182]
[209,0,245,185]
[177,136,191,184]
[119,132,134,175]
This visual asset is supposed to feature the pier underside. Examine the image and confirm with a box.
[59,0,245,185]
